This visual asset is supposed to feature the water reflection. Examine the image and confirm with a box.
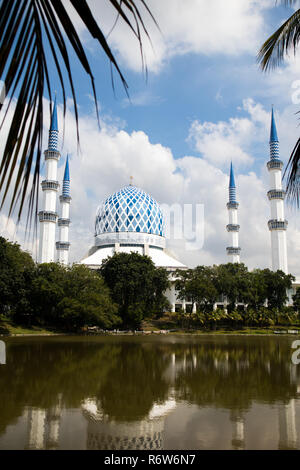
[0,336,299,449]
[27,397,62,450]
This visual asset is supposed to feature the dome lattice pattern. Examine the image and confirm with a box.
[95,186,165,237]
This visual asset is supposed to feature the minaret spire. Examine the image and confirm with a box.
[267,107,288,273]
[229,161,236,202]
[38,98,60,263]
[49,96,58,149]
[226,162,241,263]
[56,155,71,265]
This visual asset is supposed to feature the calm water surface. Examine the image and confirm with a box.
[0,335,299,450]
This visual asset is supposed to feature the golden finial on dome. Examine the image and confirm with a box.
[129,176,133,186]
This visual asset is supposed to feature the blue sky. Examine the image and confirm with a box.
[61,1,294,160]
[1,0,300,276]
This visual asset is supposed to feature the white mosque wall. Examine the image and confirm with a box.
[95,231,166,249]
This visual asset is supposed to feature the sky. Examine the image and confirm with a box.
[1,0,300,276]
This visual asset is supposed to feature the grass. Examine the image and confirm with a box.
[0,316,61,336]
[1,313,299,337]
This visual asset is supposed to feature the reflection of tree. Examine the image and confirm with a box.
[0,336,299,440]
[0,338,119,435]
[173,337,298,411]
[98,343,170,421]
[0,338,170,435]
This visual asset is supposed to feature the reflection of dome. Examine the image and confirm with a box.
[95,186,165,237]
[82,398,176,450]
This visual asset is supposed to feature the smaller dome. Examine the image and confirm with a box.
[95,186,165,237]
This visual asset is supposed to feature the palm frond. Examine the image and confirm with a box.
[283,137,300,207]
[257,8,300,70]
[280,0,299,6]
[0,0,157,223]
[258,3,300,206]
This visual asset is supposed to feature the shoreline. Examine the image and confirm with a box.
[1,329,300,338]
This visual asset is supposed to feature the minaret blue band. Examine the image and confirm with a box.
[62,156,70,197]
[229,162,237,203]
[48,97,58,151]
[269,108,280,160]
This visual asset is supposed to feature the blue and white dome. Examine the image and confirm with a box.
[95,186,165,238]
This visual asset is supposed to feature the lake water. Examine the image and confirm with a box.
[0,335,299,450]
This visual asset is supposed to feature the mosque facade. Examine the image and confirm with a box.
[38,103,300,310]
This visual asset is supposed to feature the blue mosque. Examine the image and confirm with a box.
[38,101,300,311]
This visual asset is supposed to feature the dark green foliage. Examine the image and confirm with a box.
[174,262,298,329]
[175,266,218,314]
[100,252,170,328]
[0,238,298,331]
[57,265,120,330]
[214,263,250,312]
[0,237,120,330]
[0,236,35,317]
[292,288,300,312]
[28,263,120,330]
[259,269,294,310]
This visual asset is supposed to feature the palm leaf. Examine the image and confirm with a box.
[258,2,300,205]
[283,137,300,206]
[257,8,300,70]
[0,0,157,223]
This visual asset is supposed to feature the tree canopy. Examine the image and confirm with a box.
[0,236,120,330]
[100,252,170,328]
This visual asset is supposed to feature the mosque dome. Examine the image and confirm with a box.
[95,185,165,238]
[82,184,186,268]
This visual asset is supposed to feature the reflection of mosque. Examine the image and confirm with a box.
[26,395,62,450]
[24,352,300,450]
[82,398,176,450]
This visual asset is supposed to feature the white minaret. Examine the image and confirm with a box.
[226,162,241,263]
[38,98,60,263]
[56,156,71,265]
[267,108,288,274]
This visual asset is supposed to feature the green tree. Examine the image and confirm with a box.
[100,252,170,328]
[292,287,300,312]
[246,269,268,311]
[58,265,120,330]
[29,262,66,325]
[175,266,218,314]
[0,236,34,318]
[258,0,300,204]
[260,269,294,311]
[29,263,119,330]
[214,263,250,312]
[174,269,198,314]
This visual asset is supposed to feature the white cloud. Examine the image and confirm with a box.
[187,99,270,168]
[67,0,274,73]
[1,96,299,277]
[53,99,300,276]
[187,117,254,168]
